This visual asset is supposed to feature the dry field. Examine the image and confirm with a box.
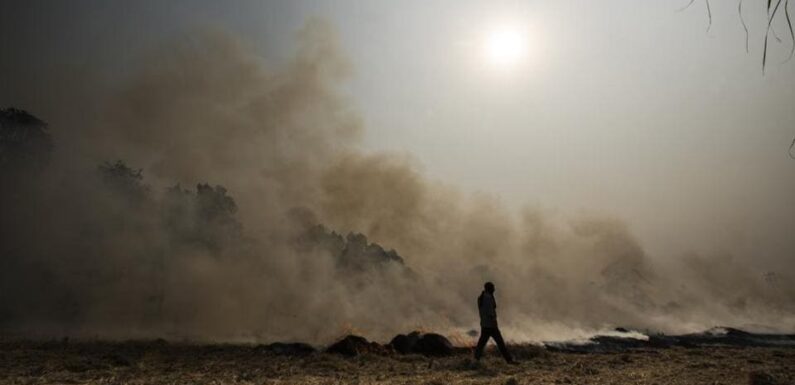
[1,339,793,385]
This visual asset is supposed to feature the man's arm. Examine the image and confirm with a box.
[487,295,497,318]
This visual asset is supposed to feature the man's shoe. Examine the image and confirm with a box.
[506,359,519,365]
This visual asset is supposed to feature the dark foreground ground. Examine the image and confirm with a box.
[1,338,793,385]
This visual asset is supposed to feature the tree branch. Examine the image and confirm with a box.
[739,0,750,53]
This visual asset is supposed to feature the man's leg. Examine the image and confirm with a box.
[491,328,514,363]
[474,328,492,360]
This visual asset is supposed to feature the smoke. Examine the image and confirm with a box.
[1,20,793,344]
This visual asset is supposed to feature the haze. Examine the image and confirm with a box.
[1,1,793,342]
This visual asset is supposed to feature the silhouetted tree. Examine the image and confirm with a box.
[295,223,405,271]
[163,183,242,253]
[195,183,239,230]
[97,160,150,204]
[0,107,52,178]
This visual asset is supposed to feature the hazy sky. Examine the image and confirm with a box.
[2,0,794,262]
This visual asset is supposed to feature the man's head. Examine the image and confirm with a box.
[484,282,495,294]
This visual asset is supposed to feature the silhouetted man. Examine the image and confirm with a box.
[474,281,516,363]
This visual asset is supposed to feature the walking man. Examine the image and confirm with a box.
[474,281,516,363]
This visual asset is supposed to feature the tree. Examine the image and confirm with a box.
[163,183,242,253]
[97,160,151,204]
[0,107,52,177]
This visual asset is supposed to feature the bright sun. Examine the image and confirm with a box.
[483,25,527,69]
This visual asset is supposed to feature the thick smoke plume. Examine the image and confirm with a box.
[1,21,793,344]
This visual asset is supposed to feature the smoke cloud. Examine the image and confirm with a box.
[1,20,793,344]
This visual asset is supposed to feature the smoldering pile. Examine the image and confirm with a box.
[276,326,795,357]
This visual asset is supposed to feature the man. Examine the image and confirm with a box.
[474,281,516,363]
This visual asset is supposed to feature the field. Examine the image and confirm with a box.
[1,338,793,385]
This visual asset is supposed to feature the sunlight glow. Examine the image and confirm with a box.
[483,25,527,69]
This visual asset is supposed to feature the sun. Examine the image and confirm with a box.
[483,25,527,69]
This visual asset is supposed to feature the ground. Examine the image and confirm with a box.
[0,340,793,385]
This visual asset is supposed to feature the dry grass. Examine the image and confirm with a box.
[0,339,793,385]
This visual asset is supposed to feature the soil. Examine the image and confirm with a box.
[1,339,793,384]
